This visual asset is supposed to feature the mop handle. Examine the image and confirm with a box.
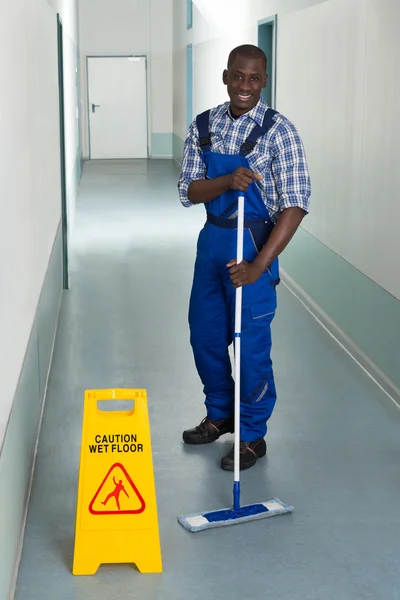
[233,195,244,510]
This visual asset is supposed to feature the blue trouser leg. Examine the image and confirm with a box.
[189,227,234,420]
[234,300,276,441]
[189,225,277,440]
[222,228,278,442]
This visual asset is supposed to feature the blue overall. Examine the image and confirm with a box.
[189,108,280,442]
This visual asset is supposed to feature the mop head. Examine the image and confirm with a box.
[178,498,293,532]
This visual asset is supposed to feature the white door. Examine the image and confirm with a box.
[88,56,148,159]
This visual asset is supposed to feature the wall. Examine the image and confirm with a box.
[173,0,400,399]
[79,0,173,158]
[49,0,81,237]
[173,0,328,145]
[0,1,80,597]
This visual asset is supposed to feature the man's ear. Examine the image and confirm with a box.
[222,69,228,85]
[262,73,268,89]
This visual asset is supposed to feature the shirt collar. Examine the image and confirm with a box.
[224,97,268,126]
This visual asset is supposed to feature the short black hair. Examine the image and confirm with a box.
[227,45,267,71]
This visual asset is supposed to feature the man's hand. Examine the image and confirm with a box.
[226,259,264,288]
[188,167,262,204]
[228,167,263,192]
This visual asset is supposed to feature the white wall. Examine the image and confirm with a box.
[173,0,328,141]
[0,0,79,449]
[277,0,400,300]
[173,0,400,300]
[48,0,81,233]
[79,0,173,157]
[150,0,174,138]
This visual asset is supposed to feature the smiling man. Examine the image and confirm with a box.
[178,44,311,471]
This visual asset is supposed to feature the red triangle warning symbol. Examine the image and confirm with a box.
[89,463,146,515]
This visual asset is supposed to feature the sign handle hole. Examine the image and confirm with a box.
[97,400,135,412]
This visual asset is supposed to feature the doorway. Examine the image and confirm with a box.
[186,44,193,130]
[57,14,69,290]
[258,16,277,108]
[76,44,82,182]
[87,56,148,159]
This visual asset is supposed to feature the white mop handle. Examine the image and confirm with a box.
[234,196,244,487]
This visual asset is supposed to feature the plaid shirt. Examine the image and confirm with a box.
[178,98,311,222]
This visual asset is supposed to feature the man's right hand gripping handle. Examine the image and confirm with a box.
[188,166,263,204]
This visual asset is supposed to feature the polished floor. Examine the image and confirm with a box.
[15,160,400,600]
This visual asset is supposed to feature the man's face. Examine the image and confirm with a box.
[223,55,267,117]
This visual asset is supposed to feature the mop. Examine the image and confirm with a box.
[178,195,294,532]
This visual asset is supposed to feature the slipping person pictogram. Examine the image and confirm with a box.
[101,476,129,510]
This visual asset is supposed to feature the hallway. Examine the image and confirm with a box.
[15,160,400,600]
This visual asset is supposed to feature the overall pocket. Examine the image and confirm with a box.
[250,299,276,321]
[247,221,274,254]
[245,227,280,289]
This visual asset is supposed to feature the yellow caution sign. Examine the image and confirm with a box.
[72,389,162,575]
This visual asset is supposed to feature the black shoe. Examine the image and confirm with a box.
[182,416,234,445]
[221,439,267,471]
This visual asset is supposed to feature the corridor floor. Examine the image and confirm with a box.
[15,160,400,600]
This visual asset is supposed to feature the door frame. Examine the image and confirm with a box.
[258,15,278,109]
[76,44,82,182]
[186,0,193,29]
[186,44,193,130]
[57,13,69,289]
[86,54,150,159]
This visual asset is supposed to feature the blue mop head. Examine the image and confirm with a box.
[178,498,293,532]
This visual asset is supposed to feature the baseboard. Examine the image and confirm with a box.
[151,155,173,159]
[173,157,182,169]
[151,133,173,158]
[172,134,184,169]
[0,224,63,600]
[280,268,400,408]
[7,291,62,600]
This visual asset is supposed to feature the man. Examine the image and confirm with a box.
[178,44,311,471]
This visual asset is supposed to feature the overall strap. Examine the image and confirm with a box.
[196,110,211,154]
[239,108,278,157]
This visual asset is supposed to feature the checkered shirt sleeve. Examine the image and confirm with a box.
[271,118,311,214]
[177,120,205,208]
